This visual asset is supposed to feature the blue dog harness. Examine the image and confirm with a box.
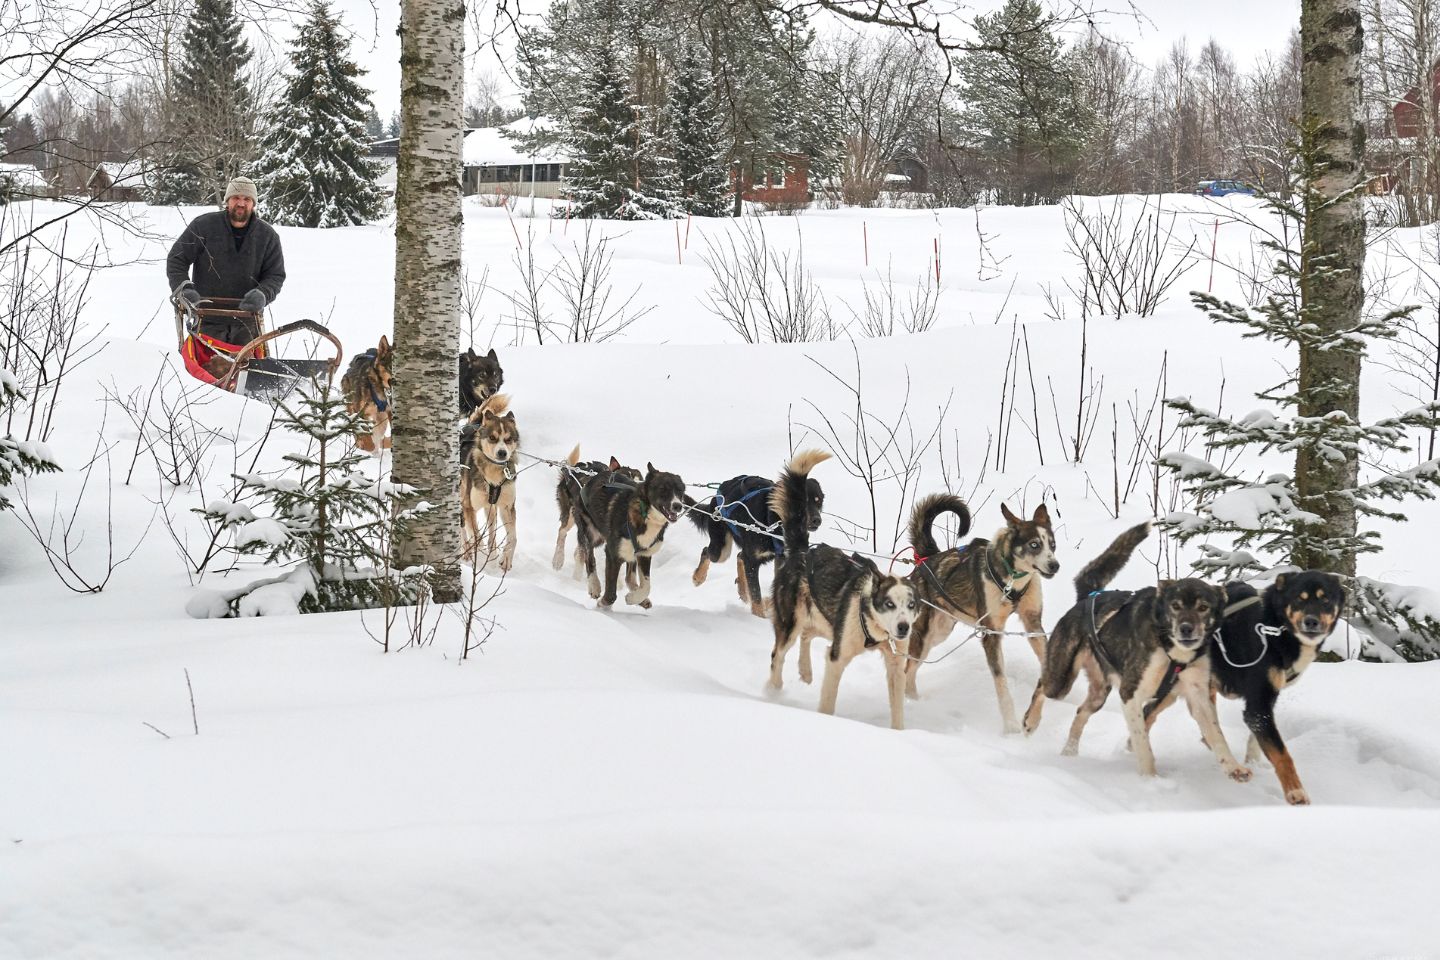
[713,484,784,554]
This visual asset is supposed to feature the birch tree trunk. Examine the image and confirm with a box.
[1295,0,1365,575]
[391,0,463,601]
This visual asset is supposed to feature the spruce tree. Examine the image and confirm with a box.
[252,0,386,228]
[955,0,1091,205]
[196,389,425,615]
[669,47,731,216]
[1159,125,1440,659]
[152,0,257,204]
[560,16,681,220]
[1,370,61,513]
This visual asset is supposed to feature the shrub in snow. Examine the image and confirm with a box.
[0,368,60,513]
[192,388,426,616]
[1159,129,1440,660]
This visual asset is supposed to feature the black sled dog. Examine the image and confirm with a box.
[689,472,824,618]
[573,460,688,610]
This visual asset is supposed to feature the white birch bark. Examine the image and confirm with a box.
[391,0,464,601]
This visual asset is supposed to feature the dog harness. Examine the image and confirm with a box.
[985,547,1030,604]
[477,450,517,505]
[713,485,784,555]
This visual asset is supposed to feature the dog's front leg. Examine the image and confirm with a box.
[626,556,653,608]
[598,551,621,608]
[981,629,1021,734]
[577,528,602,599]
[1017,595,1047,663]
[883,647,907,731]
[1122,696,1158,776]
[500,497,517,572]
[818,645,857,718]
[1178,668,1250,782]
[1243,686,1308,804]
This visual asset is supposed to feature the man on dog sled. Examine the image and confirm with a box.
[166,176,286,355]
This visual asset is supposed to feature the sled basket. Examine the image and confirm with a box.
[175,297,343,400]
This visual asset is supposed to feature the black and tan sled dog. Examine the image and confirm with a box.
[340,334,393,453]
[460,394,520,571]
[766,451,919,730]
[573,460,688,609]
[904,495,1059,732]
[689,472,824,618]
[1022,522,1249,782]
[1146,571,1344,804]
[551,446,642,580]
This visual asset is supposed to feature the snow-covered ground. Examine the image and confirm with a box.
[2,196,1438,958]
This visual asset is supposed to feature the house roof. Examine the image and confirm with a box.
[0,162,47,189]
[86,159,150,190]
[462,117,569,167]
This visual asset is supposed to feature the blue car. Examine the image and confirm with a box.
[1197,179,1256,197]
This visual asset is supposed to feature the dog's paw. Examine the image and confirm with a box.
[1285,788,1311,806]
[638,599,652,610]
[1002,720,1023,736]
[1061,740,1080,757]
[692,567,708,587]
[750,601,766,619]
[587,576,602,599]
[1226,765,1253,783]
[551,553,565,572]
[596,597,615,610]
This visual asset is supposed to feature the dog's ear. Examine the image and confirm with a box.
[646,461,656,475]
[503,411,515,422]
[486,348,498,361]
[1001,503,1021,527]
[609,456,622,470]
[463,347,475,360]
[1273,573,1288,594]
[1033,503,1051,527]
[378,334,391,357]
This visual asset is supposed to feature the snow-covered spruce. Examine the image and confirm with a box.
[0,367,60,512]
[251,0,387,228]
[192,389,426,616]
[1158,134,1440,659]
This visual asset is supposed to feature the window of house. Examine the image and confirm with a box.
[772,167,786,189]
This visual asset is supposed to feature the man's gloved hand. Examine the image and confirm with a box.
[178,285,202,305]
[238,289,266,313]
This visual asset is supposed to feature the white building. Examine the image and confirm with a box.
[462,117,569,200]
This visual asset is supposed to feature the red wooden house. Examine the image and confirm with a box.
[734,153,810,206]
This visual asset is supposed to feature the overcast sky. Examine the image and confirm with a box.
[332,0,1304,121]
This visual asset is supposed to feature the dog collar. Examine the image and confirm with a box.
[986,548,1030,604]
[860,605,883,648]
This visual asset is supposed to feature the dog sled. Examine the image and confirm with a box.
[174,295,343,400]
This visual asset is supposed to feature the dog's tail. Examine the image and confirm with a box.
[566,444,581,467]
[907,493,971,559]
[1073,521,1152,601]
[771,450,831,556]
[474,393,510,420]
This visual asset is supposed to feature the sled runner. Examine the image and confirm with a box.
[174,296,343,400]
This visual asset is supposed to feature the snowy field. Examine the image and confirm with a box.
[2,196,1439,958]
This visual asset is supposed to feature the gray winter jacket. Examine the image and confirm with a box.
[166,211,286,304]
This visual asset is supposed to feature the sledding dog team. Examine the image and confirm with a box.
[169,178,1346,809]
[337,335,1343,808]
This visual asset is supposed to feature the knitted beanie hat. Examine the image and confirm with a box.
[224,176,258,203]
